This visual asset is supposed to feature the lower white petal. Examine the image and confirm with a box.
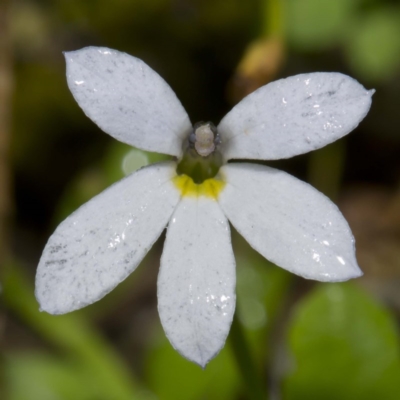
[36,162,180,314]
[158,195,236,368]
[219,163,362,282]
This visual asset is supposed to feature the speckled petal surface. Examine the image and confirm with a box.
[65,47,192,156]
[218,163,362,282]
[36,162,180,314]
[158,196,236,367]
[218,72,373,161]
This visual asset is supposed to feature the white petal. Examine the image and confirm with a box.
[65,47,192,156]
[158,196,236,367]
[218,163,362,282]
[36,162,180,314]
[218,73,373,160]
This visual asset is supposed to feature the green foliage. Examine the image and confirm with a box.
[284,283,400,400]
[285,0,400,82]
[143,233,292,400]
[5,353,97,400]
[145,328,240,400]
[234,230,292,349]
[286,0,356,51]
[55,142,169,222]
[2,263,144,400]
[345,8,400,81]
[5,1,400,399]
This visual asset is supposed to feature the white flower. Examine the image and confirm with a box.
[36,47,373,367]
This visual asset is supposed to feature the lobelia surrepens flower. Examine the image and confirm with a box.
[36,47,374,367]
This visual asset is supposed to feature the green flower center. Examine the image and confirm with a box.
[176,121,224,184]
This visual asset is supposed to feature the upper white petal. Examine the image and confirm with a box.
[218,163,362,282]
[36,162,180,314]
[158,196,236,368]
[65,47,192,156]
[218,72,373,160]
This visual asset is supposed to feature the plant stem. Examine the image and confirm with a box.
[262,0,285,38]
[229,311,268,400]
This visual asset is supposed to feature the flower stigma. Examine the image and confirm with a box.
[175,121,225,198]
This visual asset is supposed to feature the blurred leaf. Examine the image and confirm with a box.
[345,8,400,82]
[103,142,170,183]
[283,283,400,400]
[236,253,290,334]
[308,140,346,201]
[55,141,170,222]
[54,167,107,223]
[286,0,356,51]
[2,262,143,400]
[233,230,291,350]
[145,327,240,400]
[5,353,95,400]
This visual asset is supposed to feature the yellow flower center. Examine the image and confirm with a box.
[173,174,225,199]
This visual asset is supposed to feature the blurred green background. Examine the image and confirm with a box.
[1,0,400,399]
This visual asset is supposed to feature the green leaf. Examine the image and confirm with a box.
[2,262,142,400]
[283,283,400,400]
[145,327,240,400]
[5,353,96,400]
[345,8,400,82]
[286,0,357,51]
